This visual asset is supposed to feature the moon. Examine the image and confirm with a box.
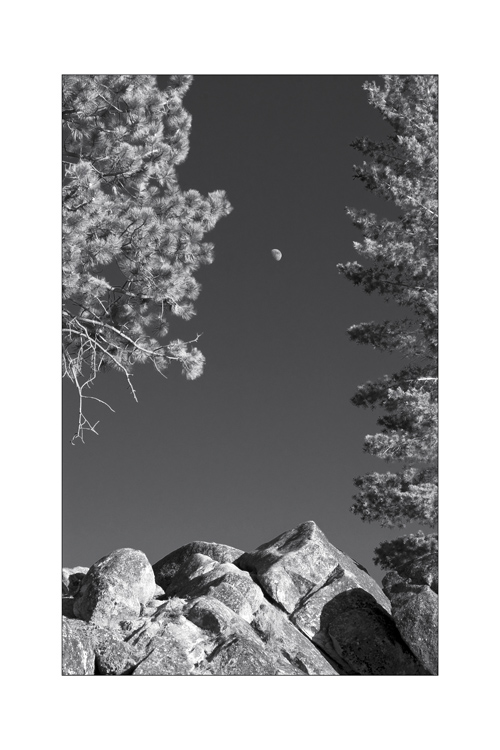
[271,248,282,261]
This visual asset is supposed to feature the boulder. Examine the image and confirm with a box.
[131,604,212,675]
[73,548,156,625]
[383,572,438,675]
[132,632,194,675]
[399,552,438,593]
[236,521,390,614]
[62,619,95,675]
[202,633,279,675]
[153,541,244,591]
[316,588,429,675]
[62,566,89,596]
[62,522,436,676]
[248,599,338,675]
[236,521,431,675]
[184,597,282,676]
[186,594,337,675]
[62,597,76,618]
[127,568,278,675]
[133,591,337,675]
[155,549,338,674]
[93,630,142,675]
[162,553,264,623]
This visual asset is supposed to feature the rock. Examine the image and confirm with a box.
[185,595,335,675]
[153,541,244,591]
[236,521,390,614]
[383,572,438,675]
[63,522,436,675]
[236,521,430,675]
[134,590,337,675]
[62,566,89,596]
[73,548,156,625]
[143,554,338,675]
[132,634,193,675]
[93,631,143,675]
[351,558,369,574]
[127,570,275,675]
[62,597,76,618]
[185,594,233,637]
[62,619,95,675]
[399,552,438,593]
[184,597,280,675]
[203,634,279,675]
[316,588,429,675]
[249,599,338,675]
[131,607,212,676]
[162,553,264,623]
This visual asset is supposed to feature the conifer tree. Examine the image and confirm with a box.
[337,75,438,574]
[63,75,232,443]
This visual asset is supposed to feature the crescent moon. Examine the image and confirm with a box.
[271,248,282,261]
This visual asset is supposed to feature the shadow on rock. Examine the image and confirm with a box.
[318,588,431,675]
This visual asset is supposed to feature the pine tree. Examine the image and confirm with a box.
[63,75,232,443]
[337,75,438,574]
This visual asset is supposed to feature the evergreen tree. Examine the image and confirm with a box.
[337,75,438,573]
[63,75,232,443]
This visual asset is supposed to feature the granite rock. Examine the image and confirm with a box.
[73,548,156,625]
[153,541,244,592]
[162,553,264,623]
[383,572,438,675]
[235,521,427,675]
[399,552,438,593]
[93,630,142,675]
[62,619,95,675]
[62,596,76,618]
[62,566,89,596]
[62,522,437,676]
[315,588,430,675]
[236,521,389,614]
[131,612,210,675]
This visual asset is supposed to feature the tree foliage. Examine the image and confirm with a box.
[337,75,438,571]
[63,75,232,443]
[373,530,437,574]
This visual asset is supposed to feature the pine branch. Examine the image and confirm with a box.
[62,74,231,440]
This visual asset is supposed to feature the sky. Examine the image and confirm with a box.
[62,75,431,585]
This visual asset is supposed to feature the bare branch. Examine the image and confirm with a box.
[82,395,116,411]
[70,365,101,444]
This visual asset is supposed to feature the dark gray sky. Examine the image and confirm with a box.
[62,75,430,584]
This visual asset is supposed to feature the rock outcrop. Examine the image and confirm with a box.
[62,521,437,675]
